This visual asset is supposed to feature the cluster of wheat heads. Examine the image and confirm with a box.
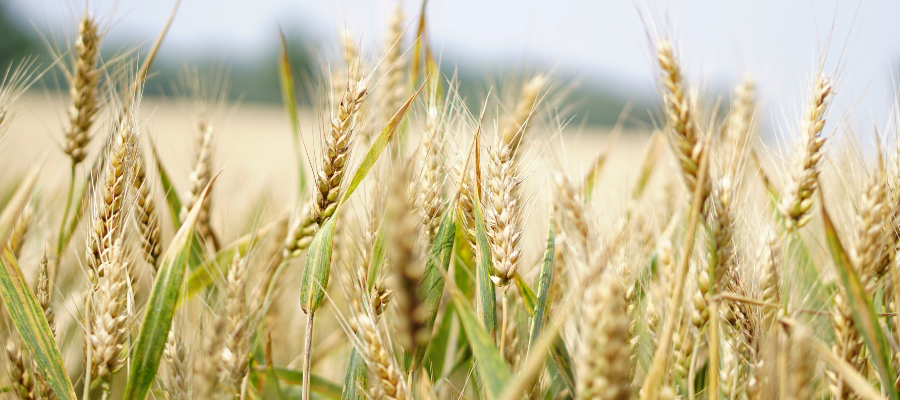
[3,4,900,400]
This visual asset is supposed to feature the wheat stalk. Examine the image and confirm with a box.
[777,74,833,231]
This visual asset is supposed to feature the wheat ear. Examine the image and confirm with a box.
[312,75,368,224]
[6,203,31,258]
[221,253,250,395]
[388,171,428,352]
[576,271,631,400]
[62,14,102,165]
[777,74,833,231]
[87,118,135,281]
[485,142,523,284]
[89,239,130,388]
[194,317,225,400]
[759,231,781,329]
[657,38,710,201]
[164,329,191,400]
[6,338,34,400]
[722,77,757,176]
[789,325,814,400]
[693,176,735,328]
[133,152,161,269]
[374,3,406,146]
[180,120,216,248]
[416,95,446,243]
[500,75,545,158]
[356,314,408,400]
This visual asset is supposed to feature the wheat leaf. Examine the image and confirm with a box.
[0,249,75,400]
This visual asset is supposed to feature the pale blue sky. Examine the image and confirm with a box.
[9,0,900,141]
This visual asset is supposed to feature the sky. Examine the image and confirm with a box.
[8,0,900,142]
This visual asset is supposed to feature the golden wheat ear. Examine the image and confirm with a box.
[777,74,833,231]
[62,14,103,166]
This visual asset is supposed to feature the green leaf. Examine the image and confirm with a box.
[264,367,343,399]
[340,348,367,400]
[514,273,576,395]
[123,174,217,400]
[300,216,336,313]
[339,81,426,207]
[0,250,75,400]
[820,197,898,400]
[149,138,183,229]
[278,29,306,196]
[472,185,497,337]
[449,285,510,399]
[366,219,387,293]
[0,165,39,246]
[412,209,457,370]
[527,221,555,351]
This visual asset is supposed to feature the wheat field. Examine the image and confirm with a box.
[0,3,896,400]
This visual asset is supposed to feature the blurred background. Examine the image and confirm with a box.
[2,0,899,135]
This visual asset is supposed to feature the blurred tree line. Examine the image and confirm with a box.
[0,1,648,126]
